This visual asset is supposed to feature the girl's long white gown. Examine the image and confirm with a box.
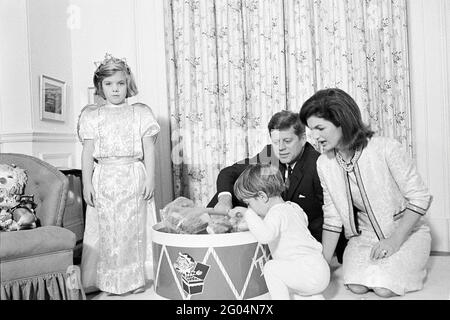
[77,103,160,294]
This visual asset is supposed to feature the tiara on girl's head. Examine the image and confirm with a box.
[94,53,129,69]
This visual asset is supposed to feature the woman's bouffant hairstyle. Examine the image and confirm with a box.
[234,164,285,201]
[93,55,138,100]
[268,110,306,138]
[299,88,374,150]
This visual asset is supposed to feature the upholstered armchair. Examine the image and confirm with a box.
[0,153,85,300]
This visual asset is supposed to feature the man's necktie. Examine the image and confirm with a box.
[285,164,293,190]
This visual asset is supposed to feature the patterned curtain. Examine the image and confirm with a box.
[285,0,412,152]
[164,0,412,205]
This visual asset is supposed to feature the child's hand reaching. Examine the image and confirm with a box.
[228,206,247,218]
[142,179,154,200]
[83,183,96,207]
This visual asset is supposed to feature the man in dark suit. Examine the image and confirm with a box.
[207,110,346,259]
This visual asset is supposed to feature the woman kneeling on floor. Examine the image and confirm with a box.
[299,88,432,298]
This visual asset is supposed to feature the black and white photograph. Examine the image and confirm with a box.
[40,75,66,122]
[0,0,449,307]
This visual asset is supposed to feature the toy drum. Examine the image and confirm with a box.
[152,222,271,300]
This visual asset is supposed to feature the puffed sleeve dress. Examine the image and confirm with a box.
[77,103,160,294]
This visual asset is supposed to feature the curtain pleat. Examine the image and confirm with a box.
[165,0,412,205]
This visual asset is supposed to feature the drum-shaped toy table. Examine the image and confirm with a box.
[152,223,271,300]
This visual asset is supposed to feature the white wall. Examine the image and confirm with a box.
[134,0,174,213]
[408,0,450,252]
[0,0,33,136]
[68,0,140,170]
[0,0,173,211]
[28,0,75,134]
[0,0,77,166]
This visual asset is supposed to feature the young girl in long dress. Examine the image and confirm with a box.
[77,54,160,295]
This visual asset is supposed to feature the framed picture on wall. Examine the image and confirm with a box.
[40,75,66,122]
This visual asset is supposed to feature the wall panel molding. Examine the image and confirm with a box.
[134,0,174,212]
[0,132,76,169]
[408,0,450,252]
[441,0,450,232]
[0,132,77,143]
[38,152,73,168]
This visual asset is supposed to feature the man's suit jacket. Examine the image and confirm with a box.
[207,142,324,242]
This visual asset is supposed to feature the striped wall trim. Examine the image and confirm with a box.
[323,224,343,234]
[354,164,385,240]
[343,171,359,236]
